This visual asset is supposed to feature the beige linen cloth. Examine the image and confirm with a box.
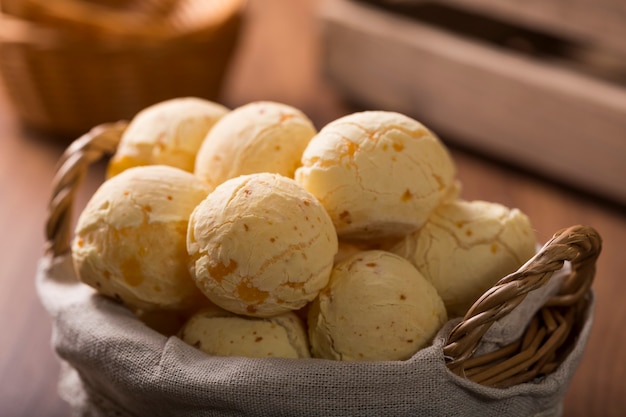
[36,254,593,417]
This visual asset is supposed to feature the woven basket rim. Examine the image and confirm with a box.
[0,0,247,48]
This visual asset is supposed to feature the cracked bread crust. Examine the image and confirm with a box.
[72,165,212,311]
[187,172,338,318]
[295,111,457,240]
[308,250,447,361]
[391,199,537,317]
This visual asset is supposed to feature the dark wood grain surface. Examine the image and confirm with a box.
[1,1,624,416]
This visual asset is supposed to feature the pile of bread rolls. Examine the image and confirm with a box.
[71,98,537,362]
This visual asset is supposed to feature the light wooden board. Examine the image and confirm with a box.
[319,0,626,205]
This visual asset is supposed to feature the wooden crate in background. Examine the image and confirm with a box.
[319,0,626,205]
[416,0,626,56]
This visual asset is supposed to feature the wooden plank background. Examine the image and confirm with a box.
[377,0,626,55]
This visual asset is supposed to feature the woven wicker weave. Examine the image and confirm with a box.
[45,122,602,389]
[0,0,245,137]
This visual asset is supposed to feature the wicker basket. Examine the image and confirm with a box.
[0,0,245,137]
[48,122,602,386]
[39,123,602,415]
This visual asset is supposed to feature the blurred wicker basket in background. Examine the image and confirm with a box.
[0,0,246,137]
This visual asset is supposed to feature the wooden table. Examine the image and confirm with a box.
[1,1,624,416]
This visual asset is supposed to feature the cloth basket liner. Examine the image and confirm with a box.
[36,253,594,417]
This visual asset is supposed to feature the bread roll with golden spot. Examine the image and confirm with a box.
[187,172,338,318]
[391,199,537,317]
[308,250,447,361]
[72,165,212,311]
[180,305,310,359]
[295,111,457,240]
[194,101,317,189]
[107,97,229,178]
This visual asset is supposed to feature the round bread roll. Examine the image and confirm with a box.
[187,172,338,317]
[295,111,457,240]
[194,101,317,189]
[107,97,229,178]
[391,199,537,317]
[308,250,447,361]
[72,165,212,311]
[180,305,311,359]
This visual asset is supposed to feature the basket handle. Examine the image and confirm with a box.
[444,224,601,386]
[45,121,127,257]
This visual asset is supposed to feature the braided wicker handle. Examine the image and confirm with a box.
[443,225,601,387]
[46,121,127,257]
[45,123,602,388]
